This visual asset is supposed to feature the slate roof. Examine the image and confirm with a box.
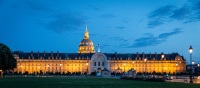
[12,51,185,61]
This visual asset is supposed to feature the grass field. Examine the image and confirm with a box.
[0,77,199,88]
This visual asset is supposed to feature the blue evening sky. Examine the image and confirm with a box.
[1,0,200,64]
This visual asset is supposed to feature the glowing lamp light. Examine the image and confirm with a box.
[124,63,126,65]
[161,55,164,59]
[192,60,194,64]
[86,63,88,66]
[189,46,193,54]
[132,61,134,64]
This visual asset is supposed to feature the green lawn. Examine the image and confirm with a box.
[0,77,199,88]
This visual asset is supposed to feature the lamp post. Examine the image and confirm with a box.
[38,67,40,74]
[162,54,164,74]
[20,66,23,74]
[176,63,178,78]
[132,61,134,70]
[189,45,193,83]
[86,63,88,74]
[124,63,126,72]
[144,58,147,75]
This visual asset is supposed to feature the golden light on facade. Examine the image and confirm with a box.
[144,58,147,61]
[124,63,126,65]
[86,63,88,66]
[38,67,40,69]
[60,64,62,66]
[132,61,134,63]
[20,66,22,68]
[176,63,178,66]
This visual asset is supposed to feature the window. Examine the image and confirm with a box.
[102,62,104,66]
[94,62,96,66]
[98,62,100,66]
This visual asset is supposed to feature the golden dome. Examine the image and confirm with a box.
[80,39,93,46]
[78,26,95,53]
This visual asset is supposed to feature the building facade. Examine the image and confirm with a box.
[13,27,186,74]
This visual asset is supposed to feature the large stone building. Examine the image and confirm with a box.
[13,27,186,74]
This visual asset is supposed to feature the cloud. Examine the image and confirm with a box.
[115,26,126,30]
[100,13,117,19]
[130,28,182,48]
[148,5,175,28]
[147,0,200,28]
[47,12,86,33]
[170,6,191,20]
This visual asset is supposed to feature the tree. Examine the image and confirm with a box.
[0,43,16,71]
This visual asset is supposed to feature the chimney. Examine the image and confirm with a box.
[31,51,33,56]
[57,51,59,57]
[44,51,46,56]
[38,51,39,57]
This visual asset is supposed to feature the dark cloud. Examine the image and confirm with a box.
[47,12,86,33]
[170,7,191,20]
[100,14,117,19]
[130,28,182,48]
[148,5,175,28]
[147,0,200,28]
[149,5,175,19]
[115,26,126,30]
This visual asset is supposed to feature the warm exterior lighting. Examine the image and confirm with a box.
[60,64,62,66]
[189,46,193,54]
[161,54,164,59]
[176,63,178,66]
[20,66,22,68]
[144,58,147,62]
[192,60,194,64]
[132,61,134,63]
[47,64,49,67]
[38,67,40,69]
[198,63,199,67]
[164,67,166,70]
[189,45,193,83]
[86,63,88,66]
[123,63,126,72]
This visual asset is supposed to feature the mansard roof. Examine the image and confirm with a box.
[13,51,185,61]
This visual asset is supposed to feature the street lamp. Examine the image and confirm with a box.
[189,45,193,83]
[161,54,164,74]
[124,63,126,72]
[176,63,178,78]
[198,63,199,67]
[20,65,23,74]
[86,63,88,74]
[144,58,147,75]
